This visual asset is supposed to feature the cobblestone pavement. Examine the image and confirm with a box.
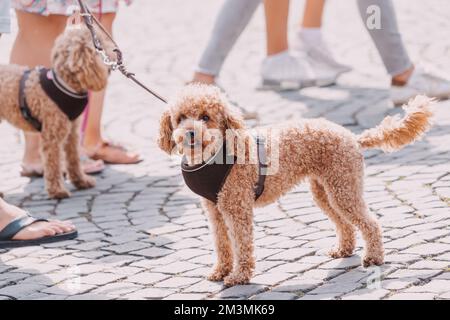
[0,0,449,300]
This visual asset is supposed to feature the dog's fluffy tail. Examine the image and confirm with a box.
[357,95,434,152]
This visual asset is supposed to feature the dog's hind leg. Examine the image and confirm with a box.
[323,174,384,267]
[40,123,70,199]
[202,199,233,281]
[65,120,96,190]
[310,179,356,258]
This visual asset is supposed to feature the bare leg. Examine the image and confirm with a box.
[264,0,289,56]
[301,0,325,28]
[82,13,112,149]
[82,13,140,164]
[202,200,233,281]
[9,11,66,173]
[310,179,356,257]
[65,121,96,190]
[192,0,262,83]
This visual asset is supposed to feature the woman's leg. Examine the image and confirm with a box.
[82,13,114,150]
[193,0,262,84]
[264,0,289,56]
[296,0,351,75]
[301,0,325,29]
[357,0,412,78]
[9,11,66,173]
[82,12,140,164]
[358,0,450,104]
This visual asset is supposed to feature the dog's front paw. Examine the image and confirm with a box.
[73,175,96,190]
[363,255,384,268]
[48,188,71,199]
[223,271,252,287]
[329,247,354,259]
[207,265,232,282]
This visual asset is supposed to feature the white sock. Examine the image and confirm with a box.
[298,28,323,46]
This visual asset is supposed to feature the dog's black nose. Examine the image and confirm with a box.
[186,130,195,140]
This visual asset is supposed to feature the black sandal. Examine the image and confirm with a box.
[0,213,77,249]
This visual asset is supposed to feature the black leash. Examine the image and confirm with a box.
[76,0,168,104]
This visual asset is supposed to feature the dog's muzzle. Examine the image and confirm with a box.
[184,130,200,147]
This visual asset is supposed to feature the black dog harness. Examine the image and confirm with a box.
[181,137,268,203]
[19,67,88,131]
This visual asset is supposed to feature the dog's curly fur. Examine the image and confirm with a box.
[158,84,433,286]
[0,27,109,199]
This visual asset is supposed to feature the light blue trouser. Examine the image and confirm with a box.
[196,0,412,76]
[0,0,11,34]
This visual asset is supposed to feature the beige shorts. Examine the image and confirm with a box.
[12,0,132,16]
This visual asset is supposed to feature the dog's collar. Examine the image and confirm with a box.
[49,68,88,99]
[181,144,231,172]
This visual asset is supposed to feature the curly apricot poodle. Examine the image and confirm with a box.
[158,84,433,286]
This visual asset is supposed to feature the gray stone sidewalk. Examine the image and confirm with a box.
[0,0,449,300]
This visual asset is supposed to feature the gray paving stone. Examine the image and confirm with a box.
[251,291,297,300]
[123,288,175,299]
[403,243,450,256]
[387,292,436,300]
[155,276,202,288]
[272,277,323,293]
[404,280,450,294]
[125,272,170,285]
[251,273,293,286]
[341,288,390,300]
[267,248,316,262]
[151,261,201,274]
[80,273,125,285]
[218,285,266,298]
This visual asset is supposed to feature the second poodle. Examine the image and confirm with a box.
[0,26,109,199]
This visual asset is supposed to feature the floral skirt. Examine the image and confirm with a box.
[12,0,132,15]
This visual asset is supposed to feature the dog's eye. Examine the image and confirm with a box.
[201,114,210,122]
[178,114,186,123]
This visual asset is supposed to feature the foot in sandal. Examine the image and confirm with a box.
[0,198,77,249]
[21,155,105,177]
[84,141,142,165]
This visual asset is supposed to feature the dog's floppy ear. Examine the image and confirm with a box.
[224,104,245,130]
[158,110,175,154]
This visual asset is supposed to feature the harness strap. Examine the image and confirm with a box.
[19,69,42,132]
[254,136,267,199]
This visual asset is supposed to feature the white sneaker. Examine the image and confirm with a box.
[260,51,315,91]
[294,31,352,76]
[303,54,339,87]
[390,68,450,106]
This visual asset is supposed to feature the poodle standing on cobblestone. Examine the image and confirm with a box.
[158,84,433,286]
[0,26,109,199]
